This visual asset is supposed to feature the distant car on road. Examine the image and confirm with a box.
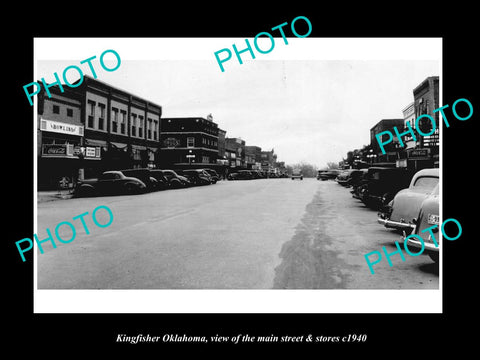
[74,170,147,197]
[378,168,439,232]
[291,170,303,180]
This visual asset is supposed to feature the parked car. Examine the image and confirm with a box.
[356,167,415,209]
[119,168,159,192]
[318,169,340,181]
[335,169,365,186]
[351,169,370,199]
[74,170,147,197]
[148,169,170,190]
[378,168,439,232]
[291,169,303,180]
[177,169,212,186]
[405,183,440,262]
[203,168,220,183]
[156,169,191,188]
[228,170,253,180]
[250,170,263,179]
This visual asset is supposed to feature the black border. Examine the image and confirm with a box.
[6,4,476,353]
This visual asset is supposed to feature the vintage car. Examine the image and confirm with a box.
[378,168,439,232]
[176,169,212,186]
[153,169,191,188]
[318,169,340,181]
[119,168,160,192]
[228,170,253,180]
[74,170,147,197]
[291,169,303,180]
[203,168,220,183]
[355,167,415,209]
[405,183,440,263]
[336,169,365,187]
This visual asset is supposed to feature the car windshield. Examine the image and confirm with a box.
[413,176,439,191]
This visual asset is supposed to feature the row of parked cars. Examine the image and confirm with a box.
[227,170,288,180]
[320,166,440,263]
[74,168,221,197]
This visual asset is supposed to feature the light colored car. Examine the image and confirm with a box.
[291,170,303,180]
[405,183,440,262]
[378,168,439,232]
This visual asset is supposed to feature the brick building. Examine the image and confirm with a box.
[245,145,262,170]
[159,117,219,168]
[370,119,404,163]
[37,75,162,190]
[225,137,246,168]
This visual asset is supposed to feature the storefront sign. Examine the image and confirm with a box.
[42,144,74,157]
[407,148,430,158]
[163,137,179,148]
[40,119,84,136]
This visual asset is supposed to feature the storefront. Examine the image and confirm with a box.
[38,119,85,190]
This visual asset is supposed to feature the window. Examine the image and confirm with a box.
[413,176,439,191]
[87,100,95,128]
[98,103,105,130]
[111,107,118,133]
[131,114,137,137]
[53,105,60,114]
[153,120,158,140]
[138,115,144,138]
[120,110,126,134]
[67,108,73,117]
[147,118,152,139]
[187,137,195,148]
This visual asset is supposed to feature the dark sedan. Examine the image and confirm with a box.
[177,169,212,186]
[74,171,147,197]
[228,170,253,180]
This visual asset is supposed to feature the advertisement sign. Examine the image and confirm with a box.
[40,119,84,136]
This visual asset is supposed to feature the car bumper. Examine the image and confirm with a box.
[406,237,439,252]
[377,216,415,230]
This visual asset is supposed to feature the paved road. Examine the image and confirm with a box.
[36,178,439,289]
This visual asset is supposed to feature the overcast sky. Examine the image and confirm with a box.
[36,38,440,168]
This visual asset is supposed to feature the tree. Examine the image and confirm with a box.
[286,162,318,177]
[326,162,339,169]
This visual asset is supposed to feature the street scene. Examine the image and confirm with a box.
[37,176,438,289]
[34,38,441,293]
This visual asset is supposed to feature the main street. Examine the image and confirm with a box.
[36,178,439,289]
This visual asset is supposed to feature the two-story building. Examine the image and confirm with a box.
[159,116,219,168]
[37,75,163,189]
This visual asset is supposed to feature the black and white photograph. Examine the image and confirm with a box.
[6,6,476,353]
[32,37,442,313]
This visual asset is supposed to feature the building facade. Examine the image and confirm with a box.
[37,75,163,190]
[225,138,246,168]
[261,149,277,173]
[370,119,404,164]
[159,117,219,168]
[245,145,262,170]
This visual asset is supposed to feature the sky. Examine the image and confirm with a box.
[35,38,440,168]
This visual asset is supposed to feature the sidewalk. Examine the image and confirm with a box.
[37,190,74,203]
